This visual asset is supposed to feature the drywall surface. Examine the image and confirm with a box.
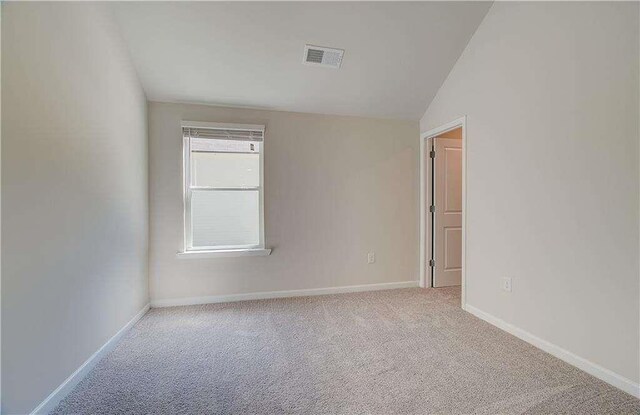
[111,2,492,119]
[149,102,419,302]
[2,3,148,413]
[421,2,640,384]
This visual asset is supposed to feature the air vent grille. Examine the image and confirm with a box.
[306,49,324,63]
[303,45,344,69]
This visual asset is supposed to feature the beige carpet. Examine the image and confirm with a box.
[52,287,639,414]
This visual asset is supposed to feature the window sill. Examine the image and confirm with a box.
[176,248,272,259]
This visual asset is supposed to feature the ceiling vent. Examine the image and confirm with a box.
[303,45,344,69]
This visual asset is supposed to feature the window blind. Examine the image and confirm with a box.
[182,126,264,142]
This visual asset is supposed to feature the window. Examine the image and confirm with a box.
[181,122,268,256]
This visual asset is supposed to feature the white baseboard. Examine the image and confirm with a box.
[465,304,640,398]
[151,280,419,308]
[30,303,151,414]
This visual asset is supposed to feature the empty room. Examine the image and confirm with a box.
[2,1,639,414]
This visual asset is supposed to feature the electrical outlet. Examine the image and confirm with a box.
[367,252,375,264]
[502,277,512,292]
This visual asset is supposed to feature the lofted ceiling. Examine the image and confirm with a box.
[111,2,491,120]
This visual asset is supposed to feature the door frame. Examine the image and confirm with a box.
[419,116,467,309]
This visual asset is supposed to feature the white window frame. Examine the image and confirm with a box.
[178,121,270,258]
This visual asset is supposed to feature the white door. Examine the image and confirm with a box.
[433,137,462,287]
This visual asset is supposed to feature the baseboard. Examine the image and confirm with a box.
[151,280,419,308]
[30,303,151,414]
[465,304,640,398]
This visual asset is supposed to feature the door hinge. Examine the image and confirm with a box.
[429,150,435,159]
[429,259,435,267]
[429,205,435,213]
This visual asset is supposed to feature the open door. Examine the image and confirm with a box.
[432,137,462,287]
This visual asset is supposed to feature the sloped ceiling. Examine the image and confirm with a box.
[112,2,491,120]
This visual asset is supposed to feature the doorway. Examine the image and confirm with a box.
[419,117,466,308]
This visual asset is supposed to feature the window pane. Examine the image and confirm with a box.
[191,190,259,248]
[191,152,259,188]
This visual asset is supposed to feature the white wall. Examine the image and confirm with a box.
[421,2,639,386]
[150,102,419,303]
[1,3,149,413]
[1,5,3,411]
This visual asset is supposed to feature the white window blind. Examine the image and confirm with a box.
[182,123,265,251]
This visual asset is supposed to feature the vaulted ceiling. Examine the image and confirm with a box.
[111,2,491,120]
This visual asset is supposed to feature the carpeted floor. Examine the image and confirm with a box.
[52,287,640,414]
